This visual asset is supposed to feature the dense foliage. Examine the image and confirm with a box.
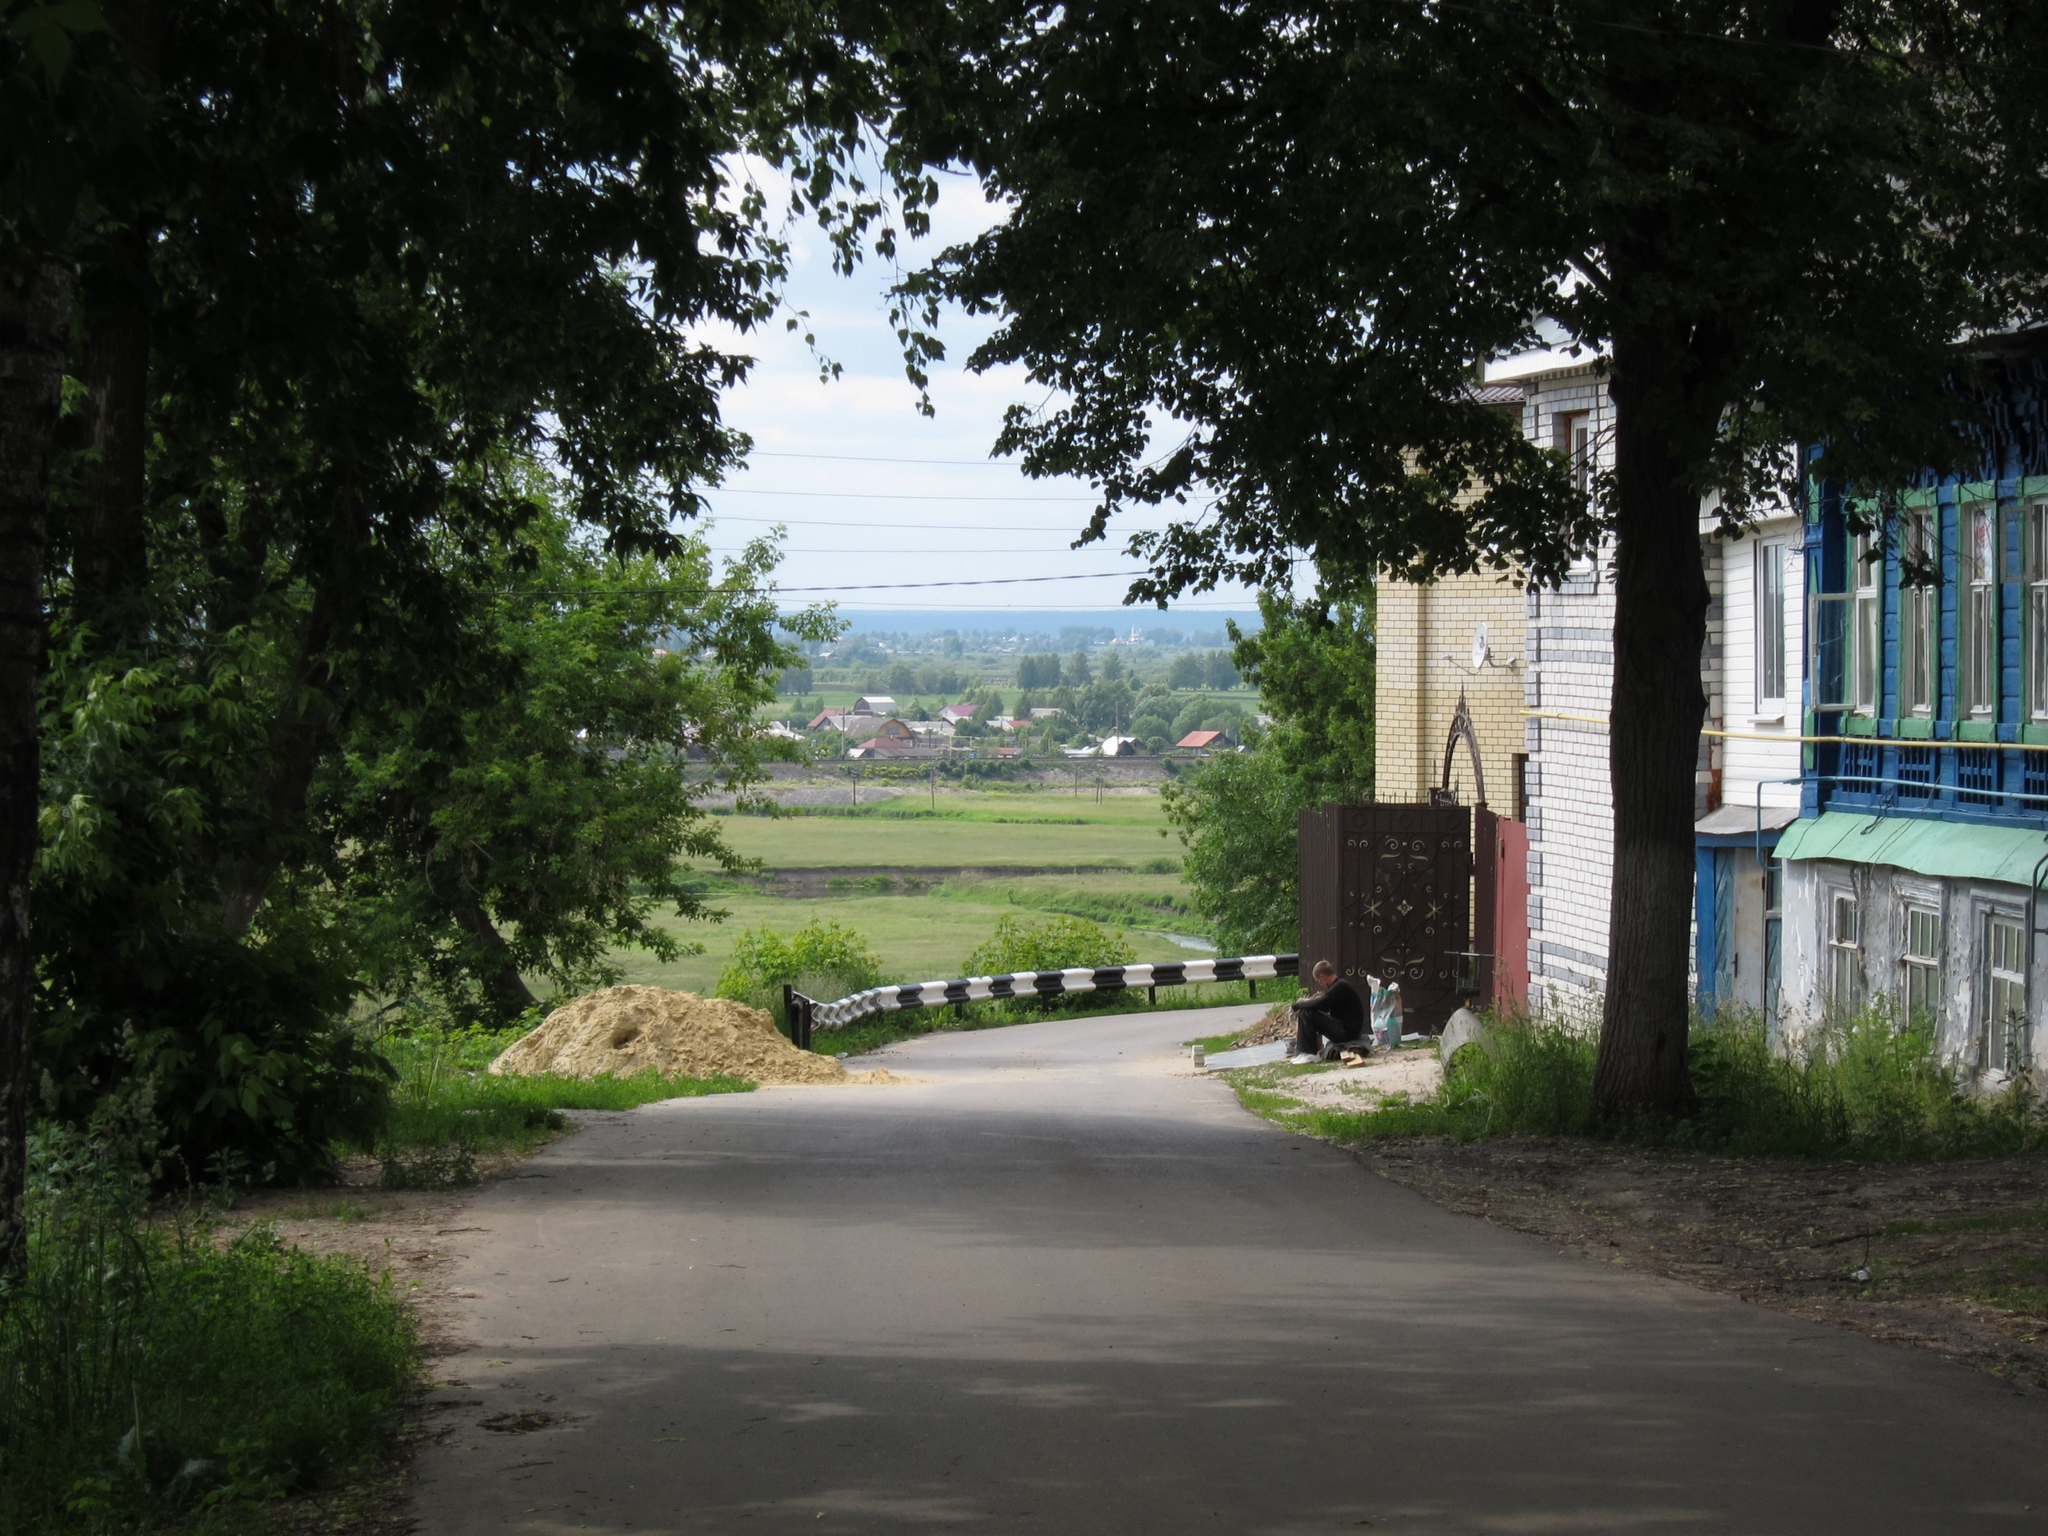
[3,2,896,1205]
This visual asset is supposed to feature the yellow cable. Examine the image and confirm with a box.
[1519,710,2048,753]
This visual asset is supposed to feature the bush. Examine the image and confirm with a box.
[0,1128,419,1534]
[962,913,1136,978]
[35,929,393,1188]
[715,920,885,1004]
[1291,1005,2048,1161]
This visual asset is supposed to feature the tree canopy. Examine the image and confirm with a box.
[893,0,2048,1113]
[1,0,913,1250]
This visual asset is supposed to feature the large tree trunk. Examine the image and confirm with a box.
[1593,328,1711,1118]
[0,260,74,1288]
[74,228,152,633]
[452,901,540,1019]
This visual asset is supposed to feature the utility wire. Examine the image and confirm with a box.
[749,450,1030,467]
[707,486,1098,503]
[705,513,1187,532]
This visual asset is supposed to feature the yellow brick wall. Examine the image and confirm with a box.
[1374,572,1528,809]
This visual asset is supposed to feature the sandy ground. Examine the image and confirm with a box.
[1219,1042,1444,1110]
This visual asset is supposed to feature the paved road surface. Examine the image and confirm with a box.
[409,1006,2048,1534]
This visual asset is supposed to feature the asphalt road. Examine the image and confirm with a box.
[408,1006,2048,1534]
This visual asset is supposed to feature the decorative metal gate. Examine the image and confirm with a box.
[1298,802,1473,1032]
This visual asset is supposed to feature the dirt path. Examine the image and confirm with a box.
[1365,1136,2048,1392]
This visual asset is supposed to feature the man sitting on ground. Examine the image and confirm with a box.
[1290,961,1366,1064]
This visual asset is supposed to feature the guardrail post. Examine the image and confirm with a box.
[1248,977,1257,1001]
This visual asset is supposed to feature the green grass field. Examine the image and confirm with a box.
[709,791,1178,869]
[609,879,1213,997]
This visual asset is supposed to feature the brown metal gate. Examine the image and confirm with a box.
[1297,802,1473,1032]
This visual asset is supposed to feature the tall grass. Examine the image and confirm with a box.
[0,1128,417,1535]
[367,1023,752,1185]
[1293,1005,2048,1160]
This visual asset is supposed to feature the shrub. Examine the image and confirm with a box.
[0,1128,419,1534]
[715,920,885,1003]
[962,913,1136,978]
[1290,1004,2048,1161]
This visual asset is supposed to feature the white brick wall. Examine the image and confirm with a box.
[1519,367,1618,1001]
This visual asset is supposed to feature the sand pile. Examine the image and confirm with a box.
[489,985,893,1086]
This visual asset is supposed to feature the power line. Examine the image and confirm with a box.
[706,513,1175,533]
[749,450,1031,467]
[710,549,1103,556]
[707,486,1098,503]
[784,570,1161,592]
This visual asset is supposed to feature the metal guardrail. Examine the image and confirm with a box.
[785,953,1301,1050]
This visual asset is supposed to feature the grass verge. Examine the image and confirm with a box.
[0,1128,418,1536]
[1233,1006,2048,1161]
[366,1023,752,1187]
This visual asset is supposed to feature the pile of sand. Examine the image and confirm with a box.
[488,985,894,1087]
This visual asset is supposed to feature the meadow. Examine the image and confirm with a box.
[708,788,1179,869]
[612,878,1210,997]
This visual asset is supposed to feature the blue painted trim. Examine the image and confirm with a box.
[1694,845,1719,1011]
[1695,830,1788,848]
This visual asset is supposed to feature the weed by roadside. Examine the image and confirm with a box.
[364,1021,751,1187]
[1253,1006,2048,1162]
[0,1127,417,1536]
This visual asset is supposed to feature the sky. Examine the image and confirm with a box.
[688,169,1265,624]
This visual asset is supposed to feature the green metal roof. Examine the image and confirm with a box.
[1774,811,2048,886]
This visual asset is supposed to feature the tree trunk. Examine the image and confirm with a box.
[1592,328,1711,1119]
[452,901,539,1019]
[74,228,152,632]
[0,260,74,1288]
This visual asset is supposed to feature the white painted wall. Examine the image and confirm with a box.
[1711,511,1806,816]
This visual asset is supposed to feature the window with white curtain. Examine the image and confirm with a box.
[1964,501,1998,717]
[1901,905,1940,1028]
[1983,914,2026,1072]
[1756,541,1786,709]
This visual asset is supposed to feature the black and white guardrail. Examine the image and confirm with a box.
[788,953,1299,1045]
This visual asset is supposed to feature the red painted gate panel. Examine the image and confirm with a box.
[1483,812,1530,1011]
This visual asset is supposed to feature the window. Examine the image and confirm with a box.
[1511,753,1529,822]
[2029,499,2048,720]
[1963,501,1998,716]
[1902,905,1940,1028]
[1983,914,2026,1072]
[1828,889,1862,1014]
[1756,541,1787,708]
[1556,410,1593,499]
[1850,531,1879,715]
[1900,509,1938,717]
